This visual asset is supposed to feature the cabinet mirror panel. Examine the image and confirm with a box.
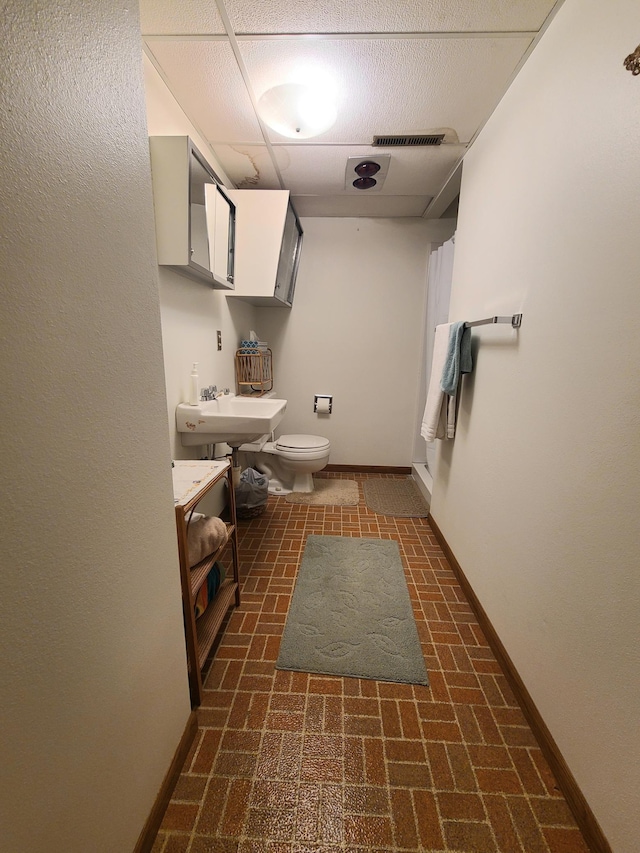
[274,203,303,306]
[190,146,235,286]
[189,152,213,270]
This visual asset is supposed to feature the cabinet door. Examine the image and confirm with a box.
[274,204,303,305]
[206,184,235,286]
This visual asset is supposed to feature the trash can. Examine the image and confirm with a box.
[234,467,269,518]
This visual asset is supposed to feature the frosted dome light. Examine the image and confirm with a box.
[257,83,337,140]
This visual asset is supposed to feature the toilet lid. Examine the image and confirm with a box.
[276,434,330,452]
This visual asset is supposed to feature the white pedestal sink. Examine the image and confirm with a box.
[176,394,287,446]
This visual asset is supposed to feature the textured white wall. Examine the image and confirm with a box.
[431,0,640,849]
[0,3,191,851]
[144,57,258,459]
[257,218,445,466]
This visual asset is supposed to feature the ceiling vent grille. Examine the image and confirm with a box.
[373,134,445,147]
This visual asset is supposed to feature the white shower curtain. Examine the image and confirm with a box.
[423,236,455,475]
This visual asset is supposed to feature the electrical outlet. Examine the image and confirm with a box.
[217,330,222,351]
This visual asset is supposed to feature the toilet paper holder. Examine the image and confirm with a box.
[314,394,333,414]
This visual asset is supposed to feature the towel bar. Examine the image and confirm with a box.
[464,314,522,329]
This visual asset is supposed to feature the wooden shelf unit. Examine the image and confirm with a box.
[173,460,240,707]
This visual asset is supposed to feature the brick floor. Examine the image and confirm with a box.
[152,473,590,853]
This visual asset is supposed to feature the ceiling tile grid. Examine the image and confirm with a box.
[140,0,564,216]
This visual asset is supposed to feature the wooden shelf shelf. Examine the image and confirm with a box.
[173,460,240,708]
[196,578,238,669]
[189,523,235,597]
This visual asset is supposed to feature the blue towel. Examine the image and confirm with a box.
[440,321,473,395]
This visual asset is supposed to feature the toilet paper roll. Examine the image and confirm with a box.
[315,396,332,414]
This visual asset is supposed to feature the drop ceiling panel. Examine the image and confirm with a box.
[224,0,558,34]
[237,36,532,144]
[254,144,467,195]
[292,194,433,218]
[147,40,264,142]
[366,145,466,195]
[210,144,282,189]
[139,0,226,35]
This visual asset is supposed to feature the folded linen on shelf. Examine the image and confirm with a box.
[194,561,227,617]
[187,516,228,567]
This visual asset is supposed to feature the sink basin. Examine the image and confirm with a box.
[176,395,287,446]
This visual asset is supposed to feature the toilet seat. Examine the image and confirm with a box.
[276,434,330,454]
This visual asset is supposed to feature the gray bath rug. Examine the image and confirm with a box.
[284,479,359,506]
[363,477,430,518]
[276,535,429,685]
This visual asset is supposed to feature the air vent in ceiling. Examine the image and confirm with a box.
[373,134,445,147]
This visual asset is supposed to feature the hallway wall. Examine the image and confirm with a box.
[430,1,640,849]
[0,3,191,850]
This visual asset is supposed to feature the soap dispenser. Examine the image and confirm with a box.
[188,362,199,405]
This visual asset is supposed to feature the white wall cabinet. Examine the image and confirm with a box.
[225,189,303,307]
[149,136,235,288]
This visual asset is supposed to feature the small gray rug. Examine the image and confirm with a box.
[277,535,429,685]
[363,477,430,517]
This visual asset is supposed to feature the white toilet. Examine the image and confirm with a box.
[241,433,331,494]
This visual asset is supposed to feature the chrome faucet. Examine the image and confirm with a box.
[201,385,230,401]
[200,385,217,401]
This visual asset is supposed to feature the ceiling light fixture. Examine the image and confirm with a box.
[257,83,337,139]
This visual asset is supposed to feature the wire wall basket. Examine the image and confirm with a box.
[235,348,273,396]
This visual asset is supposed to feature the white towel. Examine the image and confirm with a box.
[421,323,459,442]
